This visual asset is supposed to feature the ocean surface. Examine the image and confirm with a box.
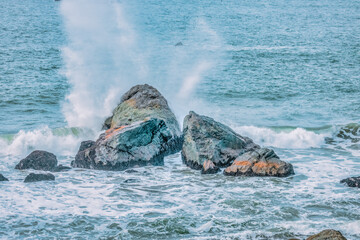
[0,0,359,239]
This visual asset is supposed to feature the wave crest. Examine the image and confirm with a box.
[0,126,96,158]
[233,125,327,149]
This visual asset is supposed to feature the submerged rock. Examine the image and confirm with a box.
[0,174,9,181]
[325,123,360,145]
[52,165,71,172]
[24,173,55,183]
[201,160,220,174]
[224,148,294,177]
[182,111,259,170]
[335,123,360,143]
[175,41,183,46]
[340,176,360,188]
[15,150,57,171]
[72,84,183,171]
[306,229,347,240]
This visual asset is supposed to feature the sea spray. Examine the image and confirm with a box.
[61,0,225,129]
[60,0,147,129]
[177,61,213,100]
[0,2,227,159]
[168,18,224,121]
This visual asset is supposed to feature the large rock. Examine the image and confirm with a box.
[0,174,9,181]
[182,111,259,170]
[340,176,360,188]
[15,150,57,171]
[306,229,347,240]
[224,148,294,177]
[24,173,55,183]
[71,84,183,170]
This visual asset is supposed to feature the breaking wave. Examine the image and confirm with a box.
[0,126,96,158]
[234,125,328,149]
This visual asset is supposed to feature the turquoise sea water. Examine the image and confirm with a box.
[0,0,359,239]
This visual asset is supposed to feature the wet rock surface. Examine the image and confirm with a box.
[78,140,96,152]
[224,148,294,177]
[306,229,347,240]
[15,150,70,172]
[182,111,259,169]
[340,176,360,188]
[201,160,220,174]
[0,174,9,181]
[72,84,183,170]
[15,150,57,171]
[24,173,55,183]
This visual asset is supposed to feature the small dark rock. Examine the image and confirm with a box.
[0,174,9,181]
[124,178,139,183]
[175,42,183,46]
[15,150,57,171]
[52,165,71,172]
[125,169,138,173]
[306,229,347,240]
[340,176,360,188]
[201,160,220,174]
[24,173,55,183]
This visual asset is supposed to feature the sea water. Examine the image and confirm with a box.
[0,0,359,239]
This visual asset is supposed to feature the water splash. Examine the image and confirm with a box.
[60,0,147,129]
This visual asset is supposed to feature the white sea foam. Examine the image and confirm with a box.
[233,125,327,149]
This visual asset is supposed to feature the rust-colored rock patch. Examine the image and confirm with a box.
[105,125,128,139]
[224,148,294,177]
